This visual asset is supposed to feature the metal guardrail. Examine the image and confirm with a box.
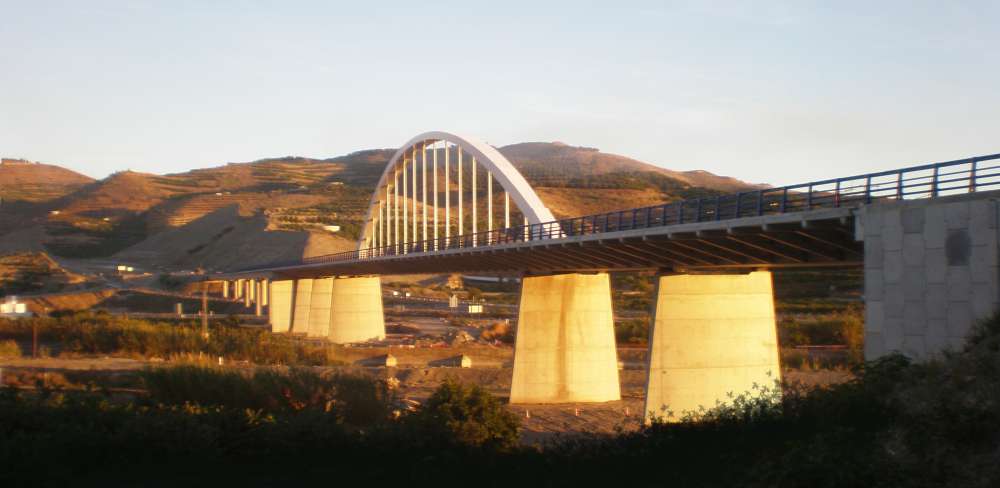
[246,153,1000,270]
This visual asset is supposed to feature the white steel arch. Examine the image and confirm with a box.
[358,131,556,251]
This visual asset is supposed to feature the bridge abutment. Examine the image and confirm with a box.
[510,272,621,404]
[859,196,1000,360]
[643,271,781,423]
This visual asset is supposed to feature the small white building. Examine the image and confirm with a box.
[0,296,30,317]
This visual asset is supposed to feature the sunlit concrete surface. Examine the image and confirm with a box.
[644,271,781,423]
[290,278,314,334]
[510,273,620,404]
[268,280,293,333]
[328,276,385,343]
[307,277,334,337]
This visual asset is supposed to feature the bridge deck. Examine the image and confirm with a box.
[219,152,1000,279]
[238,207,859,278]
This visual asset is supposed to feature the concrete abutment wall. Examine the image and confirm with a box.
[859,195,1000,360]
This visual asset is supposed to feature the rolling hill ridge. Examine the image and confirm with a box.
[0,142,761,270]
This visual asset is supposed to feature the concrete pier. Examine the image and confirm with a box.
[643,271,781,423]
[327,276,386,343]
[290,278,314,334]
[269,280,293,333]
[254,280,264,317]
[510,273,620,404]
[222,280,230,299]
[307,277,334,337]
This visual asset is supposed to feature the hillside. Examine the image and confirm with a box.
[0,251,89,295]
[114,206,355,271]
[499,142,761,193]
[0,159,94,202]
[0,141,761,269]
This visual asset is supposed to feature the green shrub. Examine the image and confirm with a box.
[0,313,331,366]
[140,366,393,426]
[403,380,520,449]
[614,318,648,344]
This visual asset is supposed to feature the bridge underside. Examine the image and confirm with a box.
[259,209,861,280]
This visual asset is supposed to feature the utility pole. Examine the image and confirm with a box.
[196,267,209,339]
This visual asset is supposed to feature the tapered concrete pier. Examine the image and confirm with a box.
[327,276,386,343]
[290,278,314,334]
[510,273,620,404]
[254,280,264,317]
[644,271,781,423]
[269,280,293,333]
[307,278,334,337]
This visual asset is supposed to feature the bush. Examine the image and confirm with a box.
[140,366,393,427]
[0,313,331,366]
[403,380,520,449]
[480,321,515,344]
[0,340,20,357]
[614,318,648,344]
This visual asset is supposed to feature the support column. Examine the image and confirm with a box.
[254,280,263,317]
[235,279,245,299]
[261,279,269,307]
[510,273,620,404]
[222,280,230,299]
[644,271,781,424]
[269,280,294,333]
[290,278,314,334]
[328,276,386,343]
[243,280,252,308]
[307,277,334,337]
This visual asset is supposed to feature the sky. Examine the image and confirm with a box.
[1,0,998,186]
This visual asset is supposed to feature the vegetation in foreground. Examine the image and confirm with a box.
[2,315,1000,486]
[0,312,334,366]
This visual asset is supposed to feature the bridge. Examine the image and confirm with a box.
[211,131,1000,422]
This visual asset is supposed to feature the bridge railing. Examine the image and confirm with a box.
[258,153,1000,270]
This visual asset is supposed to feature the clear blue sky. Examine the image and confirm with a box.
[2,1,998,186]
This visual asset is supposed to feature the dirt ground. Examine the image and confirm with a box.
[0,353,851,445]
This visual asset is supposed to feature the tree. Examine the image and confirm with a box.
[404,380,520,449]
